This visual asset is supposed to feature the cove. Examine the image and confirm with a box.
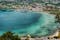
[0,10,57,36]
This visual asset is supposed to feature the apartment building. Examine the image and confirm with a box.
[0,0,59,4]
[42,0,60,4]
[0,0,15,2]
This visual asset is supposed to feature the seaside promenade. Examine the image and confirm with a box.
[21,38,60,40]
[20,30,60,40]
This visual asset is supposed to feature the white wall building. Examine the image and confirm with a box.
[51,0,60,4]
[0,0,15,2]
[0,0,60,3]
[42,0,60,4]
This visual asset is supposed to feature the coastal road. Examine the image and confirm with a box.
[21,38,60,40]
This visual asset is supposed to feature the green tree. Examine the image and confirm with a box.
[13,35,21,40]
[0,31,21,40]
[1,31,14,40]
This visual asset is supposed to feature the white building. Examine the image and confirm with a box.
[42,0,60,4]
[51,0,60,4]
[14,0,30,3]
[0,0,15,2]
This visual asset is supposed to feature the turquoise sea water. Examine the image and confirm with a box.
[0,10,58,36]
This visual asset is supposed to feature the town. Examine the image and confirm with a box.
[0,0,60,40]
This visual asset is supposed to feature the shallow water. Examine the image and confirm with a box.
[0,10,58,36]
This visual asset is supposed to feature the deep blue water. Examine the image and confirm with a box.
[0,10,58,36]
